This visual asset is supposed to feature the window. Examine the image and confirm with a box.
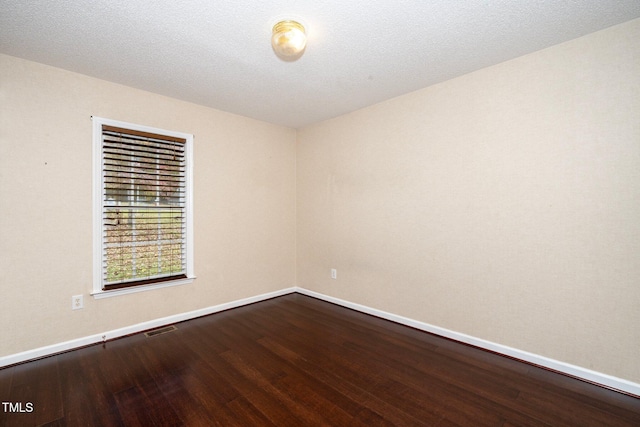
[93,117,194,297]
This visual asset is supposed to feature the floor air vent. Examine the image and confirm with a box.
[144,325,177,337]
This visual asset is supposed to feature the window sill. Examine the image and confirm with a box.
[91,276,195,299]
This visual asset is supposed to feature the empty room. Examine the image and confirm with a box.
[1,1,639,425]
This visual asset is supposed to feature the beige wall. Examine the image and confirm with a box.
[297,19,640,383]
[0,54,297,356]
[1,18,639,385]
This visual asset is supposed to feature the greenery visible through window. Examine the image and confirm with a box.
[103,209,184,283]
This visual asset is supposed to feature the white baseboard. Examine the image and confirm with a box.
[295,287,640,398]
[0,287,295,368]
[2,285,638,397]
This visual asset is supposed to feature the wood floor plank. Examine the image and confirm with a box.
[220,349,354,426]
[523,362,640,417]
[3,358,63,427]
[113,379,183,427]
[256,336,427,426]
[152,366,235,427]
[0,365,14,427]
[244,301,540,426]
[226,396,277,426]
[57,348,125,427]
[1,293,638,426]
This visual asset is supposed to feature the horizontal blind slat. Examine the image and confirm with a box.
[102,126,186,144]
[103,138,185,151]
[101,124,188,288]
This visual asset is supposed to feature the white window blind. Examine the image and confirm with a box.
[99,124,188,290]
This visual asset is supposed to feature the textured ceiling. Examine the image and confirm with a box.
[2,1,639,128]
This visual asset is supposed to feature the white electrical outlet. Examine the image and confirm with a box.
[72,295,83,310]
[331,268,337,279]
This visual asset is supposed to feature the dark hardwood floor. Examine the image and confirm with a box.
[1,293,638,426]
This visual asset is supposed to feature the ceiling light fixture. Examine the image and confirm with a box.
[271,20,307,60]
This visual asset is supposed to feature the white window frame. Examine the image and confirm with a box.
[92,116,195,299]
